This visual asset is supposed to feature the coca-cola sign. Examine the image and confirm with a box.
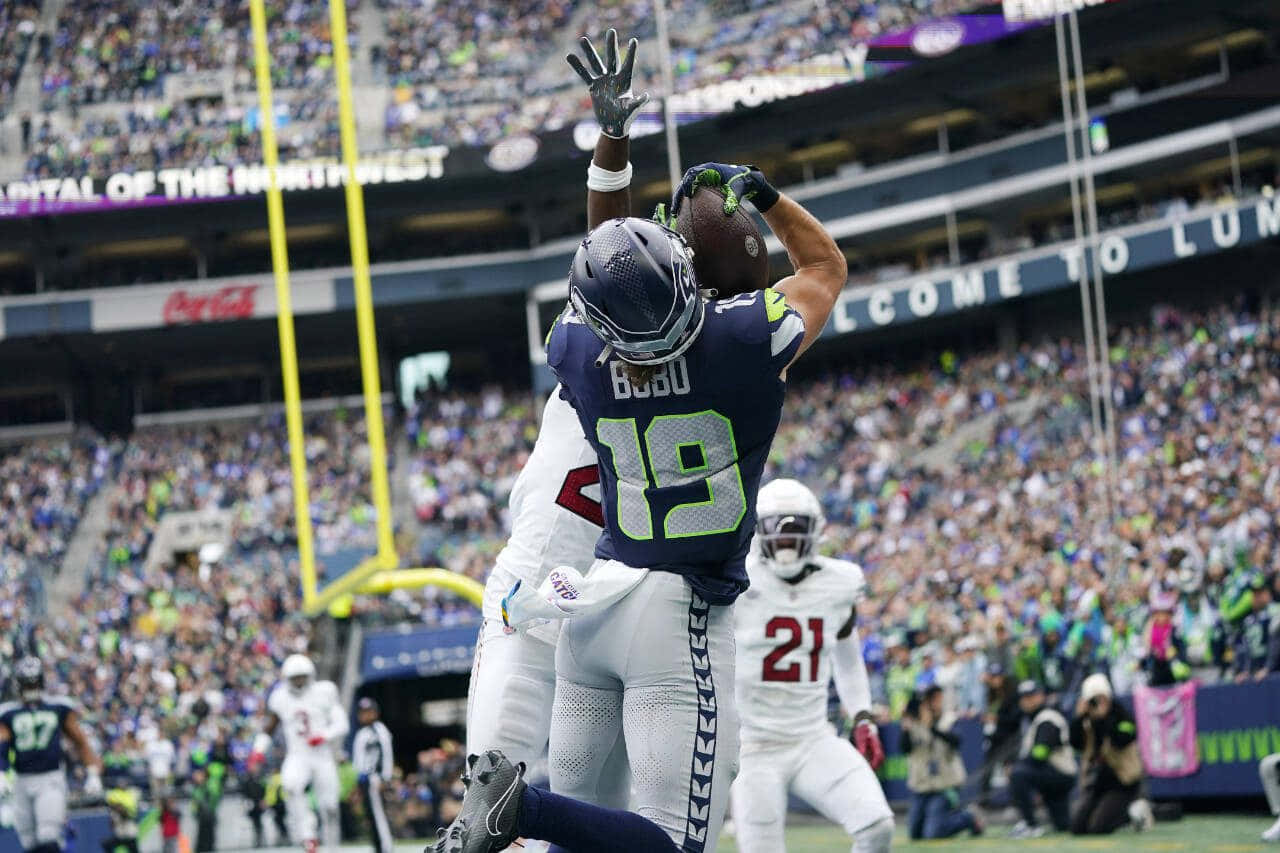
[162,284,258,325]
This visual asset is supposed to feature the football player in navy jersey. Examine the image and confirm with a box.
[0,656,103,853]
[437,165,846,853]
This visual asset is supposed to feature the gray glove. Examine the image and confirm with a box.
[566,29,651,139]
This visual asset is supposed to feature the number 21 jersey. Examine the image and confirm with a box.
[548,288,805,604]
[734,554,867,743]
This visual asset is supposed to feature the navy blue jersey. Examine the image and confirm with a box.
[0,697,74,774]
[548,288,805,604]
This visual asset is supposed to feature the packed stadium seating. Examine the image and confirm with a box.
[7,0,996,177]
[0,0,40,117]
[39,0,360,109]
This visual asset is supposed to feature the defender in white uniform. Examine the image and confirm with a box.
[249,655,349,852]
[467,389,603,770]
[732,479,895,853]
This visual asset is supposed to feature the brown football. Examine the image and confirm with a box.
[675,185,770,298]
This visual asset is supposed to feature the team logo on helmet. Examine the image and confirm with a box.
[568,218,705,365]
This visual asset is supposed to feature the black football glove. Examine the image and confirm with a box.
[566,29,651,139]
[670,162,780,216]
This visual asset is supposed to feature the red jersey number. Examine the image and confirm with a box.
[761,617,824,682]
[555,464,604,527]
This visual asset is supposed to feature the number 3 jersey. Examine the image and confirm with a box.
[267,680,343,755]
[0,697,74,773]
[734,553,867,744]
[548,288,805,604]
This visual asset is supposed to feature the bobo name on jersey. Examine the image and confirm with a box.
[608,357,692,400]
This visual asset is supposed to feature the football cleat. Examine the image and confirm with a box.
[431,750,527,853]
[1129,798,1154,832]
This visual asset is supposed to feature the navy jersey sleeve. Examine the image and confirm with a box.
[547,306,601,405]
[714,288,805,375]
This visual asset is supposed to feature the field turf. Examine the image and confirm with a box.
[720,813,1273,852]
[377,813,1271,852]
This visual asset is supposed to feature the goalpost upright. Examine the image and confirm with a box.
[249,0,482,615]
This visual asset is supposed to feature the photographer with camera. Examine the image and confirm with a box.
[900,686,983,839]
[1069,673,1151,834]
[1008,681,1076,838]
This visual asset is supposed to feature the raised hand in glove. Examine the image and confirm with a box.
[670,162,779,216]
[83,769,103,798]
[566,29,650,139]
[852,715,885,771]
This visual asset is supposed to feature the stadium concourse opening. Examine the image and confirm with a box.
[0,0,1279,849]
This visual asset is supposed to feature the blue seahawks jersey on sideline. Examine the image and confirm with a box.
[548,288,805,604]
[0,697,74,774]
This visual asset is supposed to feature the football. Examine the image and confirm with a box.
[676,184,770,298]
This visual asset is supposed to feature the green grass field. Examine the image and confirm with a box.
[382,814,1272,852]
[719,814,1273,852]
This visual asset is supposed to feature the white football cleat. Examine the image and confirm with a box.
[1128,798,1154,832]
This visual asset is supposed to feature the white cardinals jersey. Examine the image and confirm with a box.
[734,553,867,743]
[267,680,344,755]
[484,388,603,620]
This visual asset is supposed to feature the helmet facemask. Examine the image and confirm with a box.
[757,513,819,576]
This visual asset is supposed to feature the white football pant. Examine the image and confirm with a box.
[281,750,339,848]
[732,732,894,853]
[550,569,739,852]
[13,770,66,850]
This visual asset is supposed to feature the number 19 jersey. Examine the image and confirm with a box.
[548,288,805,604]
[734,554,867,744]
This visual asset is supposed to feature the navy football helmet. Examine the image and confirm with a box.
[568,217,704,365]
[15,656,43,703]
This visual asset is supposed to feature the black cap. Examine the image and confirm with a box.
[985,662,1005,678]
[357,697,379,714]
[1017,679,1043,697]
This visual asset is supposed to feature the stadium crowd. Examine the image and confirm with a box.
[776,298,1280,722]
[14,0,992,177]
[0,0,40,117]
[38,0,360,110]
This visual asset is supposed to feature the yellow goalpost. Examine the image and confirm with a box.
[249,0,483,615]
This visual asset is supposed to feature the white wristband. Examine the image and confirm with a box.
[587,161,633,192]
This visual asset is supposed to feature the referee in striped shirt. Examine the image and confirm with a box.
[352,697,395,852]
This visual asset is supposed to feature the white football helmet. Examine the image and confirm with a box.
[282,654,316,695]
[755,478,825,578]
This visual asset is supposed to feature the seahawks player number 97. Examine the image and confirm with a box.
[0,656,104,853]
